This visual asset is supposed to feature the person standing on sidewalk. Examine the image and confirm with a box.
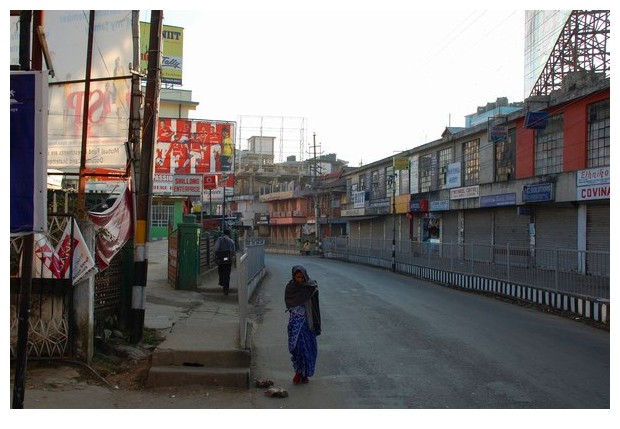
[214,229,236,295]
[284,265,321,384]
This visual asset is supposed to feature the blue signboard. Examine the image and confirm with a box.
[480,193,516,207]
[409,199,428,212]
[522,182,554,203]
[524,111,549,129]
[10,72,47,234]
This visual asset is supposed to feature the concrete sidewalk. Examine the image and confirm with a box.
[141,238,250,389]
[10,238,250,409]
[143,238,239,337]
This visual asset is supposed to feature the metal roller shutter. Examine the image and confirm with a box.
[534,205,578,271]
[359,220,372,243]
[586,203,609,276]
[586,203,609,252]
[464,210,492,261]
[370,218,386,241]
[441,211,458,245]
[464,209,492,244]
[494,207,530,247]
[535,205,577,250]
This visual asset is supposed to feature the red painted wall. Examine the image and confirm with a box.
[515,89,609,179]
[515,119,535,178]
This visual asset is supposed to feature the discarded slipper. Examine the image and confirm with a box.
[255,378,274,388]
[265,387,288,398]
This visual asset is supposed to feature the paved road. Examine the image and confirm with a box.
[10,252,611,420]
[248,254,610,409]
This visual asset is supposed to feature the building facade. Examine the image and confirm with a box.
[340,77,609,277]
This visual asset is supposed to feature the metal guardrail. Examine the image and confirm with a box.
[259,236,609,300]
[236,239,266,348]
[322,237,609,301]
[251,235,609,325]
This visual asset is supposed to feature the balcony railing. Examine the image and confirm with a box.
[270,210,308,218]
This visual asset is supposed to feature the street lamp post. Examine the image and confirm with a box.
[388,173,397,272]
[221,174,229,231]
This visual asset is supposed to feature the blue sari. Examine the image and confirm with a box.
[287,304,318,377]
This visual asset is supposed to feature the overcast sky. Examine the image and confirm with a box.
[154,6,532,166]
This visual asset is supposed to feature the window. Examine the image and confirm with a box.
[385,166,397,197]
[358,174,366,191]
[439,148,453,189]
[535,114,563,175]
[399,167,410,195]
[463,139,480,186]
[587,99,610,167]
[151,203,174,228]
[348,179,356,203]
[419,154,433,192]
[495,128,515,182]
[370,170,379,198]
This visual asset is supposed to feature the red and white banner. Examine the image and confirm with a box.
[32,219,97,285]
[88,183,134,271]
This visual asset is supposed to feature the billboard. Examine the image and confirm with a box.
[155,118,235,175]
[140,22,184,85]
[154,118,236,200]
[36,11,134,172]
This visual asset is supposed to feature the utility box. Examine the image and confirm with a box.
[175,214,201,290]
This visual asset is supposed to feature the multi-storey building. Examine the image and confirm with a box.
[240,150,349,244]
[341,74,609,273]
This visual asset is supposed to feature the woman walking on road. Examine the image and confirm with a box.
[285,265,321,384]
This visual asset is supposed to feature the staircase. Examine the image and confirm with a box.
[144,292,251,389]
[146,348,251,388]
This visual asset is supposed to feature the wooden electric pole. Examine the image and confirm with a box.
[130,10,162,343]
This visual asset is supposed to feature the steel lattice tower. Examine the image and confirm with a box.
[530,10,610,97]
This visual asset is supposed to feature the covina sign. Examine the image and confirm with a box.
[577,166,610,201]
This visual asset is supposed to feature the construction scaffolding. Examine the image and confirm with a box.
[236,115,308,164]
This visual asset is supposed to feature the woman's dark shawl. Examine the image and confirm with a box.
[285,265,321,335]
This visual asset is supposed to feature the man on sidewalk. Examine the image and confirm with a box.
[214,229,236,295]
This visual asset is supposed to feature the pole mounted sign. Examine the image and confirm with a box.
[10,71,48,235]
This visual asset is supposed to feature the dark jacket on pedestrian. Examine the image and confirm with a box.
[214,230,235,265]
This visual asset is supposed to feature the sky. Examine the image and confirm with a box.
[156,6,527,166]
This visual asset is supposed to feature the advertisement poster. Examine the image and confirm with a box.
[42,11,133,171]
[140,22,184,85]
[155,118,235,176]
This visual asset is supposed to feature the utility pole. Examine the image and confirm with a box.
[130,10,162,344]
[311,133,321,253]
[126,11,142,329]
[75,10,95,220]
[391,173,397,272]
[221,175,228,231]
